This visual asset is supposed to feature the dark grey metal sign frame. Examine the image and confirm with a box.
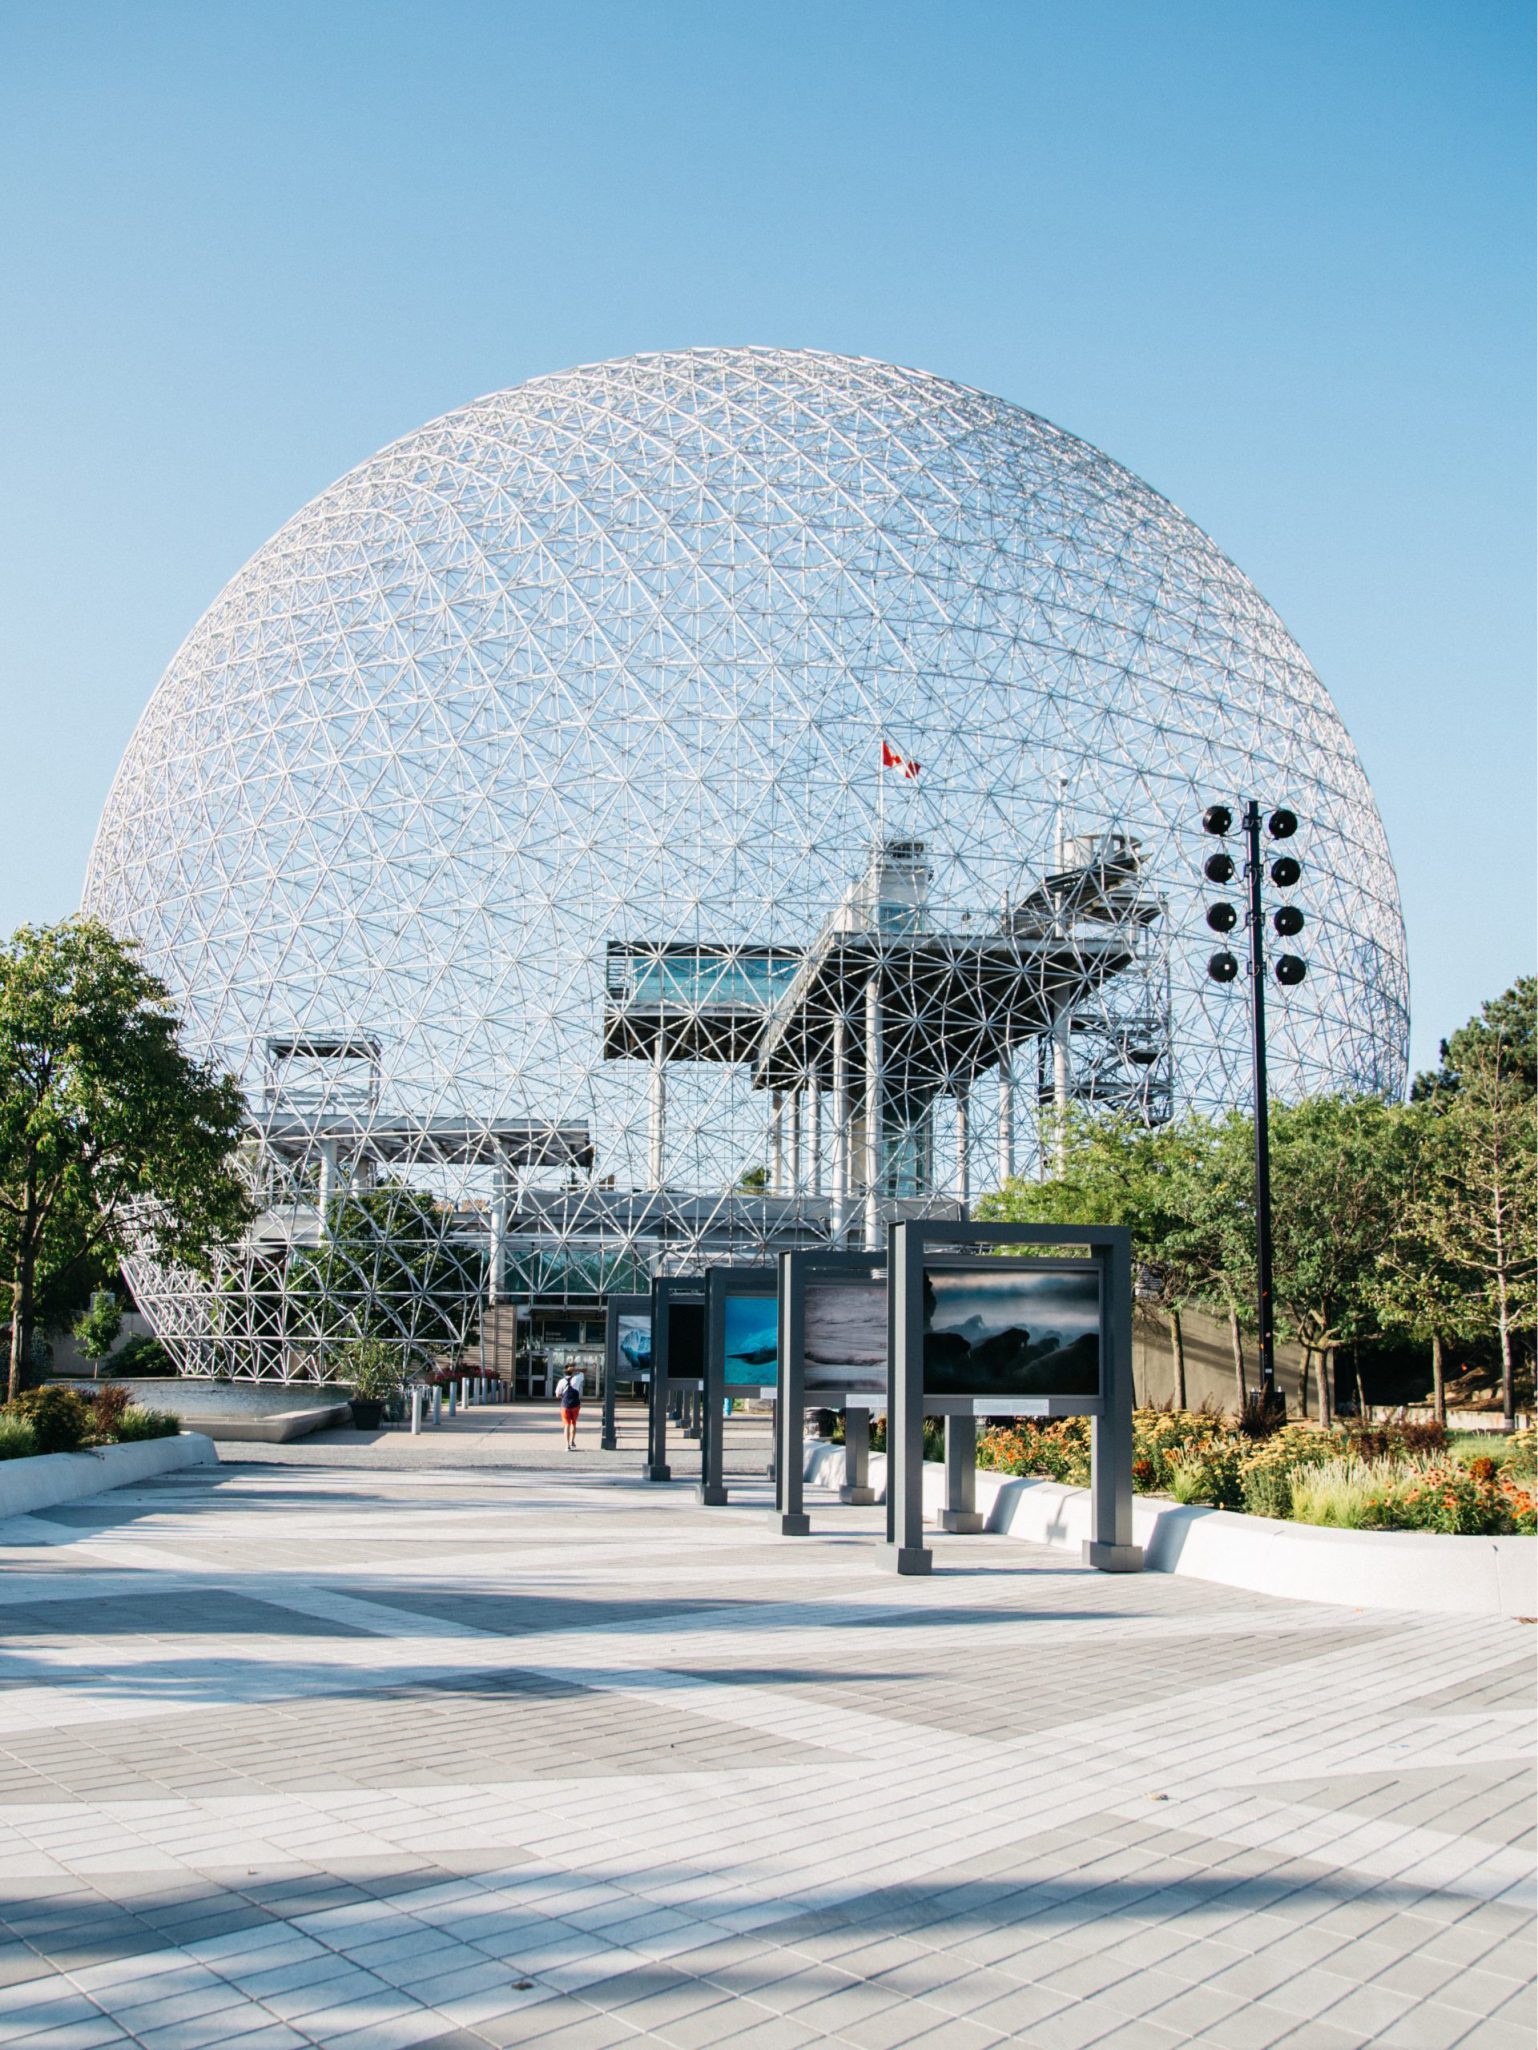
[645,1277,705,1483]
[886,1220,1143,1577]
[699,1264,777,1506]
[601,1292,651,1452]
[775,1248,887,1538]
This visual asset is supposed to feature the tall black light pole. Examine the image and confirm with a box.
[1243,801,1277,1399]
[1201,800,1306,1410]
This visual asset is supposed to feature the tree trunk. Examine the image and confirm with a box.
[1228,1304,1246,1410]
[1496,1271,1515,1431]
[1297,1347,1310,1418]
[1168,1308,1186,1412]
[1430,1330,1445,1427]
[6,1280,22,1406]
[9,1166,39,1404]
[1317,1347,1333,1428]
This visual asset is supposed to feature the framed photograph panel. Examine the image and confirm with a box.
[920,1258,1101,1402]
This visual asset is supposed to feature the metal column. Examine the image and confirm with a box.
[997,1050,1014,1184]
[831,1011,848,1241]
[648,1057,667,1189]
[863,975,882,1252]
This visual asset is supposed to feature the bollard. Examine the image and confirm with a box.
[447,1382,457,1416]
[410,1387,423,1436]
[432,1385,442,1425]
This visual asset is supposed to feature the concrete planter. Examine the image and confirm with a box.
[75,1378,352,1442]
[0,1434,219,1521]
[801,1441,1537,1619]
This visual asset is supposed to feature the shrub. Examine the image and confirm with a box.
[0,1417,37,1460]
[9,1385,92,1454]
[87,1383,132,1442]
[1235,1390,1287,1440]
[1240,1461,1295,1520]
[110,1334,174,1378]
[330,1336,407,1400]
[114,1406,181,1442]
[870,1415,946,1461]
[978,1417,1091,1486]
[1132,1410,1222,1491]
[1364,1457,1516,1536]
[1167,1443,1246,1511]
[1343,1419,1448,1462]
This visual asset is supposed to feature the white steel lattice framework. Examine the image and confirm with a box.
[83,347,1409,1379]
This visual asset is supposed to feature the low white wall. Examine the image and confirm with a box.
[801,1441,1537,1620]
[0,1434,219,1521]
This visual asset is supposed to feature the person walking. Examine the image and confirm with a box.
[555,1366,585,1450]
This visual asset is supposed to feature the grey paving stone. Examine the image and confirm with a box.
[0,1423,1527,2050]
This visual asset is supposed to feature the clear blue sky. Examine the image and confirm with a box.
[2,0,1531,1077]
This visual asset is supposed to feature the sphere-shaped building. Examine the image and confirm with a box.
[84,347,1408,1380]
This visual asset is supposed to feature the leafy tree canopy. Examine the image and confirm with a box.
[0,920,252,1399]
[1412,975,1536,1102]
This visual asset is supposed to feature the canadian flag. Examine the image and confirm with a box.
[881,739,921,780]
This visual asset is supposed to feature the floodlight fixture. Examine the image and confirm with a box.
[1273,906,1305,938]
[1270,856,1302,889]
[1204,852,1235,885]
[1275,955,1307,986]
[1202,804,1234,837]
[1205,902,1238,934]
[1267,807,1299,840]
[1208,950,1240,984]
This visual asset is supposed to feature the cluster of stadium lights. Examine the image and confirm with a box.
[1196,799,1310,1408]
[1201,803,1307,989]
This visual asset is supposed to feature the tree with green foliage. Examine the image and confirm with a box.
[1416,999,1536,1428]
[0,920,251,1401]
[977,1112,1218,1406]
[1261,1095,1410,1424]
[1373,1101,1471,1426]
[285,1182,485,1374]
[1412,976,1537,1102]
[72,1287,123,1380]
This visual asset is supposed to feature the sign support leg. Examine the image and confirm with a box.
[839,1405,876,1504]
[940,1414,984,1531]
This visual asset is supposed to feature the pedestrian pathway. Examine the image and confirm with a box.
[0,1414,1531,2050]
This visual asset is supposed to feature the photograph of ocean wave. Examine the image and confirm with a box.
[803,1282,888,1397]
[724,1293,777,1380]
[921,1266,1100,1398]
[617,1314,652,1375]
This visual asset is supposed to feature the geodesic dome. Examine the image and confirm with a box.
[83,346,1408,1376]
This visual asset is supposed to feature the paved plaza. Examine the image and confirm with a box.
[0,1412,1532,2050]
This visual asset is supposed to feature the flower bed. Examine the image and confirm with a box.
[0,1383,180,1462]
[977,1412,1536,1537]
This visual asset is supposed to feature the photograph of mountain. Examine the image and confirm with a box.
[803,1281,888,1396]
[921,1265,1100,1398]
[724,1292,778,1382]
[617,1314,652,1376]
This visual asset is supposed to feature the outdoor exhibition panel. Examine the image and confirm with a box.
[699,1265,777,1506]
[645,1278,705,1483]
[886,1220,1143,1576]
[775,1249,889,1537]
[601,1293,651,1452]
